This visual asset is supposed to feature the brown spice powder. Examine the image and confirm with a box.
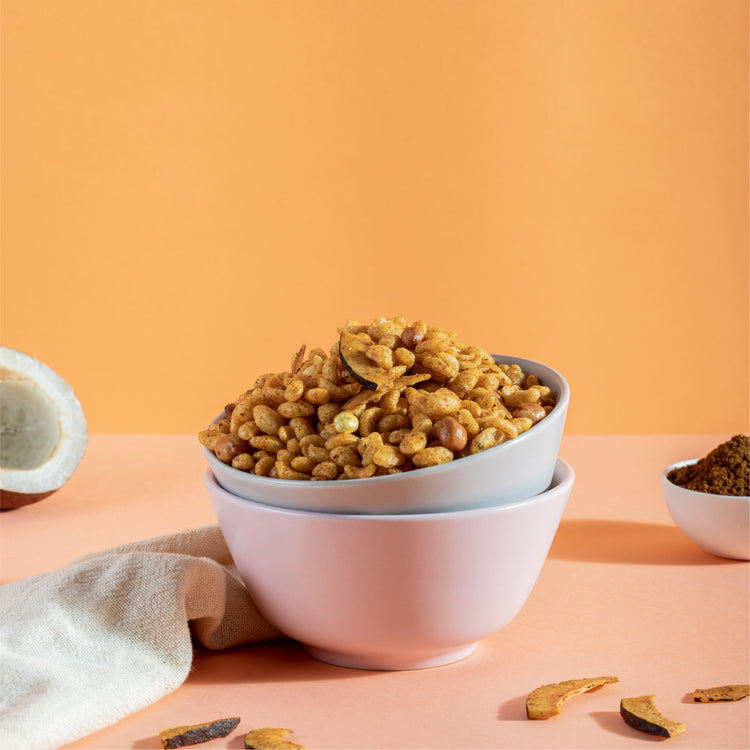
[668,434,749,496]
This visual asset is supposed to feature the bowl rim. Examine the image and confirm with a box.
[202,353,570,489]
[662,459,750,502]
[205,456,575,521]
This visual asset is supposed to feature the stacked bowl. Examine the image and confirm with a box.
[203,355,572,670]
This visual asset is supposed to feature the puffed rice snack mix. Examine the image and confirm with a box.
[200,316,569,513]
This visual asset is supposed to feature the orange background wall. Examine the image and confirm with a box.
[1,0,748,435]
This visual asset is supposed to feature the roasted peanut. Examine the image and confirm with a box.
[435,416,468,452]
[214,434,250,463]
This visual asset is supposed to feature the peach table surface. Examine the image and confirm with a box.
[1,434,748,750]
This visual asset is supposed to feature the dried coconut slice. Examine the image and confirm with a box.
[339,330,405,390]
[526,676,619,719]
[693,684,749,702]
[159,717,240,748]
[620,695,686,738]
[244,727,305,749]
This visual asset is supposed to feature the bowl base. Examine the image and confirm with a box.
[303,642,478,671]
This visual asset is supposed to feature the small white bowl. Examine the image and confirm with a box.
[204,354,569,514]
[662,460,749,561]
[205,457,574,671]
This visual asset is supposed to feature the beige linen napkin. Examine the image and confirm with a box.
[0,524,282,750]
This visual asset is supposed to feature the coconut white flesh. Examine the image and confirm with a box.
[0,348,87,495]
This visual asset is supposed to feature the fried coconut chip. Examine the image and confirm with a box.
[244,727,305,749]
[526,676,619,719]
[159,717,240,748]
[693,684,750,702]
[620,695,686,738]
[338,330,405,391]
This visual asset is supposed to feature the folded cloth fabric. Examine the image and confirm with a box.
[0,524,282,750]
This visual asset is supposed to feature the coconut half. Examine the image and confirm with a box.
[0,347,87,510]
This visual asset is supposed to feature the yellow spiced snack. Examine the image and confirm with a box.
[526,676,619,719]
[199,316,557,481]
[693,684,749,702]
[244,727,305,749]
[620,695,686,738]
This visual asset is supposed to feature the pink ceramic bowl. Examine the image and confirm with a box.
[205,457,574,670]
[204,354,569,514]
